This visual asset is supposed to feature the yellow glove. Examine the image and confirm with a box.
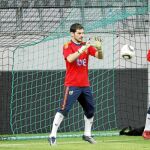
[91,37,102,50]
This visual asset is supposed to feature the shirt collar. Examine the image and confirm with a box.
[71,40,82,46]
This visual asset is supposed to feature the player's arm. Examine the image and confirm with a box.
[91,37,103,59]
[67,42,90,63]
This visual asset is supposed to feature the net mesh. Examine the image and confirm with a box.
[0,0,149,137]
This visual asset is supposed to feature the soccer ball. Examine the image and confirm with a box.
[121,44,135,59]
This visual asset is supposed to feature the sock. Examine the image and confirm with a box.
[49,112,64,138]
[84,115,94,137]
[144,113,150,131]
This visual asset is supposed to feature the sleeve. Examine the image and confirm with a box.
[88,46,97,57]
[147,50,150,62]
[63,43,73,59]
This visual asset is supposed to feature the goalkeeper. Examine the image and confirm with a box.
[49,23,103,145]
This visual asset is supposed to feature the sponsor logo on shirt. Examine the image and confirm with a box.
[76,59,86,66]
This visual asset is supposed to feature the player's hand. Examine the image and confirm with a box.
[91,37,102,50]
[78,41,90,54]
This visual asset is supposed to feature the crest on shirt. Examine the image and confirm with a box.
[69,90,74,95]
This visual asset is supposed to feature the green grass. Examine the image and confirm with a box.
[0,136,149,150]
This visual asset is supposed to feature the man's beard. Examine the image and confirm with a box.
[75,37,83,43]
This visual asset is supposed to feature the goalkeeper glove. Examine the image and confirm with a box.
[78,41,90,54]
[91,37,102,50]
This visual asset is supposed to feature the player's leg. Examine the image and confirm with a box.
[78,87,96,144]
[49,86,81,145]
[48,112,64,145]
[49,86,70,142]
[143,106,150,139]
[78,93,94,136]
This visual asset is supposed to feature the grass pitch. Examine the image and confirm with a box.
[0,136,149,150]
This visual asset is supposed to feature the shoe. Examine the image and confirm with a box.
[82,135,97,144]
[48,136,56,145]
[142,130,150,139]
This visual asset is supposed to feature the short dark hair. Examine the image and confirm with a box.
[70,23,84,33]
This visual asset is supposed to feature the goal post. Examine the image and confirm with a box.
[10,7,148,135]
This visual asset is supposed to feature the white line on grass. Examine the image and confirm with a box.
[0,138,143,147]
[0,144,25,147]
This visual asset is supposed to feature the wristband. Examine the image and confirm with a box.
[78,45,87,54]
[77,50,80,54]
[97,48,102,52]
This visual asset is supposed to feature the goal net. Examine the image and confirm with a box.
[0,0,149,139]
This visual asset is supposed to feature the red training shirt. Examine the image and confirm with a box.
[63,40,97,87]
